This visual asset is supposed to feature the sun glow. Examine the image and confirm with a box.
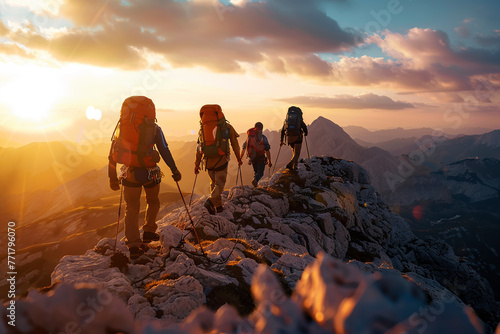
[2,68,66,122]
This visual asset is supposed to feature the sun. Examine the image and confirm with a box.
[2,69,66,122]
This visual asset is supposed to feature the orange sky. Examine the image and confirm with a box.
[0,0,499,146]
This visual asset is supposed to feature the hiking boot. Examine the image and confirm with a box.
[129,246,145,260]
[142,231,160,243]
[251,179,258,188]
[216,206,224,213]
[204,198,216,215]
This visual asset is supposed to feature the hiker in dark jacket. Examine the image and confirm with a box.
[109,97,181,260]
[280,107,308,171]
[241,122,272,187]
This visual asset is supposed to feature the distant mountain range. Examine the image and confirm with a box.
[344,125,494,145]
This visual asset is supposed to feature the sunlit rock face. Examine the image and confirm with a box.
[3,156,498,334]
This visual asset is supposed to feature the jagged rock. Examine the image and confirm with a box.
[316,212,335,235]
[145,276,205,322]
[160,253,197,278]
[160,224,184,251]
[195,267,239,289]
[271,253,315,288]
[289,219,332,256]
[10,155,497,333]
[128,294,156,320]
[331,217,350,259]
[236,258,260,285]
[51,251,134,300]
[9,283,134,334]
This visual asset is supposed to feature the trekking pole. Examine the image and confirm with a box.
[188,174,198,207]
[175,181,206,255]
[237,164,244,191]
[113,184,124,253]
[272,145,282,175]
[304,136,311,164]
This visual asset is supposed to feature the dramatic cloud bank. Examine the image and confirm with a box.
[277,93,416,110]
[1,0,499,121]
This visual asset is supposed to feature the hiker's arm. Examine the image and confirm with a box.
[280,126,285,144]
[264,136,272,166]
[240,140,247,160]
[108,144,120,191]
[266,150,272,167]
[195,144,202,173]
[156,127,179,173]
[301,121,308,136]
[229,125,242,163]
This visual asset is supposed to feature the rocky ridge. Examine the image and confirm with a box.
[2,156,499,333]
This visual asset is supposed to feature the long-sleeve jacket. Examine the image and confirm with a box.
[195,123,241,170]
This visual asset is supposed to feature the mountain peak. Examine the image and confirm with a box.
[6,156,498,333]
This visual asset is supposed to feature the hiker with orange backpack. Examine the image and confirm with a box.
[280,106,308,171]
[241,122,272,187]
[108,96,181,259]
[194,105,242,214]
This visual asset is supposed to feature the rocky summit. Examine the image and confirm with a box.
[2,156,499,333]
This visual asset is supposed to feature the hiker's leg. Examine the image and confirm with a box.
[286,143,295,169]
[143,182,160,233]
[208,169,216,193]
[209,167,227,208]
[254,163,265,183]
[252,163,259,182]
[291,142,302,169]
[124,185,142,248]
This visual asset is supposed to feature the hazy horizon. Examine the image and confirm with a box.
[0,114,497,148]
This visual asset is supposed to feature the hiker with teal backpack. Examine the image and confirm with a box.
[194,105,242,214]
[241,122,272,187]
[108,96,182,260]
[280,106,308,171]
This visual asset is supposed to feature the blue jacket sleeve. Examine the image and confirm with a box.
[263,135,271,151]
[155,126,178,172]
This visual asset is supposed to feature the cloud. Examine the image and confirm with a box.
[475,30,500,47]
[5,0,360,73]
[277,93,416,110]
[454,18,473,38]
[361,28,500,92]
[0,21,8,36]
[2,1,499,97]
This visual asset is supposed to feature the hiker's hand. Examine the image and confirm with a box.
[280,142,284,147]
[172,169,182,182]
[110,180,120,191]
[268,162,272,168]
[304,131,308,136]
[194,166,200,174]
[238,159,243,166]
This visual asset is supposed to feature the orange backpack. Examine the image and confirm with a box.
[111,96,157,167]
[198,104,230,158]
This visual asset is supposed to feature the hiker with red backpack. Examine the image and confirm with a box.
[280,106,308,171]
[241,122,272,187]
[194,104,242,214]
[108,96,182,259]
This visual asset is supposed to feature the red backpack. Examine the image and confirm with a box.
[246,127,265,162]
[111,96,157,167]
